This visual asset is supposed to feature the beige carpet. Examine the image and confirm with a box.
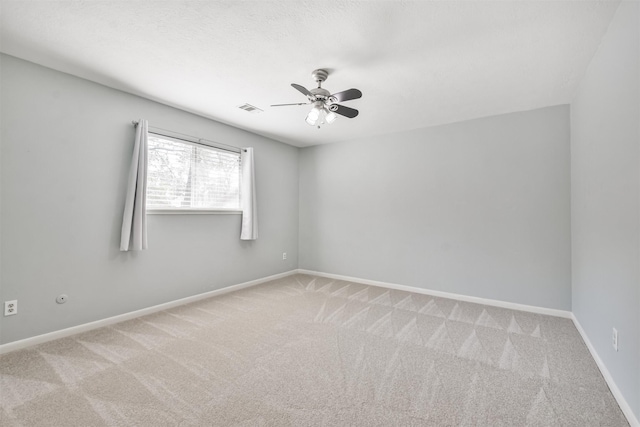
[0,274,628,426]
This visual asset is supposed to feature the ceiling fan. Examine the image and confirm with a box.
[271,69,362,127]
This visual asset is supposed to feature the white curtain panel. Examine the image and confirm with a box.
[120,120,148,251]
[240,147,258,240]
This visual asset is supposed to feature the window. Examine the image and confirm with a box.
[146,134,241,212]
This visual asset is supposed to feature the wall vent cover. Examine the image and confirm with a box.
[237,103,263,114]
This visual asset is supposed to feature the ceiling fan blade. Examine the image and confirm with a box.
[329,104,359,118]
[329,88,362,103]
[291,83,312,97]
[270,102,310,107]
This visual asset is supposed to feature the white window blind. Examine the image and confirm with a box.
[146,134,241,210]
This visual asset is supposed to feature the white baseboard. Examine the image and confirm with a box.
[0,270,297,355]
[296,269,572,318]
[571,314,639,427]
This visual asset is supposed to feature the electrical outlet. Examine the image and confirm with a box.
[4,300,17,316]
[282,252,287,260]
[612,328,618,352]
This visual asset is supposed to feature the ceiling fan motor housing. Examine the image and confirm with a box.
[310,87,330,101]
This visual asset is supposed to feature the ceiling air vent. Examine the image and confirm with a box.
[237,103,263,114]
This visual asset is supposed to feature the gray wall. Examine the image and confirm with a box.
[299,105,572,310]
[571,0,639,419]
[0,55,299,344]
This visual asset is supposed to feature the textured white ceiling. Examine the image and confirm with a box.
[0,1,620,147]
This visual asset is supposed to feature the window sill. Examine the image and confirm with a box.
[146,209,242,215]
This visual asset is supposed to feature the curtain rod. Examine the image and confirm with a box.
[131,121,246,153]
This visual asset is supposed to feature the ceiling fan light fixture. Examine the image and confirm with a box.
[306,103,324,126]
[325,108,337,124]
[305,107,320,125]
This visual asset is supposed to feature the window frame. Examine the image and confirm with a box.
[145,130,243,215]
